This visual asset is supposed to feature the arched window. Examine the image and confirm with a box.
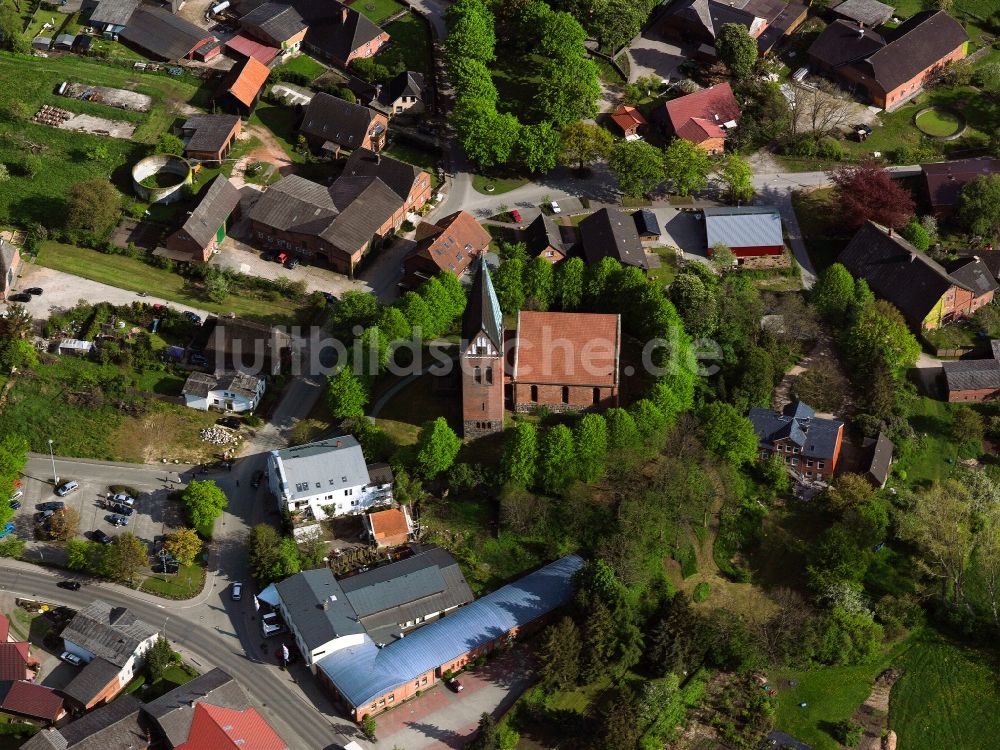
[473,366,481,384]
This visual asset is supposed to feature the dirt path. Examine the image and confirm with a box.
[771,328,855,418]
[230,123,295,189]
[851,669,901,750]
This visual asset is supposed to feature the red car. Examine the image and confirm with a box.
[276,251,289,264]
[510,209,521,222]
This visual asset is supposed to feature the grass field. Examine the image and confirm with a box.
[36,241,305,324]
[648,248,679,286]
[471,172,530,196]
[914,108,964,137]
[281,54,327,82]
[249,102,304,161]
[377,14,433,77]
[351,0,405,24]
[140,562,206,599]
[898,397,962,485]
[384,140,442,187]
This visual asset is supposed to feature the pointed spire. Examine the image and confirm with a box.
[462,256,503,349]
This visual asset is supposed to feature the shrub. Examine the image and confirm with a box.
[693,582,711,602]
[817,136,843,160]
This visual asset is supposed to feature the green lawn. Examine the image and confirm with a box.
[898,397,961,485]
[648,248,679,286]
[384,141,442,187]
[249,101,304,161]
[36,241,305,325]
[351,0,405,24]
[471,172,530,196]
[140,562,206,599]
[281,54,327,82]
[914,108,964,137]
[377,13,433,77]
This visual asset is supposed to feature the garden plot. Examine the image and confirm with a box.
[59,82,153,112]
[31,104,136,139]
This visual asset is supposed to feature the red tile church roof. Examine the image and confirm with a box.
[513,311,620,387]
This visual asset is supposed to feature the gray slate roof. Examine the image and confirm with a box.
[21,694,145,750]
[703,206,783,249]
[275,567,365,650]
[294,0,384,63]
[831,0,894,27]
[145,668,249,747]
[300,92,383,150]
[864,432,894,486]
[943,356,1000,393]
[61,658,121,706]
[748,400,843,460]
[119,6,210,61]
[523,214,565,257]
[947,257,998,297]
[183,370,261,399]
[176,175,241,249]
[384,71,424,102]
[272,435,372,502]
[808,19,885,68]
[183,113,241,154]
[633,208,661,237]
[316,554,583,710]
[87,0,139,27]
[60,600,157,666]
[462,256,503,350]
[240,2,306,42]
[342,148,424,202]
[860,11,968,93]
[578,208,649,269]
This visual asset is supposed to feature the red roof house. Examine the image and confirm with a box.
[177,702,288,750]
[0,613,9,642]
[0,641,36,681]
[402,211,491,288]
[610,105,647,137]
[217,56,271,116]
[0,680,66,724]
[660,83,741,153]
[225,34,280,65]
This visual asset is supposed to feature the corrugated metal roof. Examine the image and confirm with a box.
[703,206,783,249]
[317,554,583,709]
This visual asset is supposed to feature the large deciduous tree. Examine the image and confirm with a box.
[555,256,585,310]
[956,174,1000,239]
[180,480,228,533]
[609,140,665,198]
[574,413,608,482]
[66,179,121,236]
[559,122,612,172]
[501,421,539,487]
[828,161,915,229]
[663,138,712,197]
[668,272,718,337]
[164,527,203,565]
[103,532,148,585]
[720,154,755,204]
[698,402,759,467]
[415,418,461,478]
[812,263,857,322]
[538,424,576,495]
[716,23,758,80]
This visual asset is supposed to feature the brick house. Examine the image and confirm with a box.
[299,93,388,156]
[342,148,432,215]
[0,641,37,682]
[610,105,647,138]
[578,208,649,269]
[0,239,21,300]
[523,214,567,263]
[661,0,807,56]
[839,222,997,330]
[0,681,66,726]
[238,2,308,53]
[921,158,1000,218]
[943,340,1000,402]
[20,695,148,750]
[658,83,741,154]
[749,401,844,481]
[216,56,271,116]
[402,211,491,288]
[180,114,242,163]
[294,0,389,68]
[808,11,969,110]
[165,175,242,262]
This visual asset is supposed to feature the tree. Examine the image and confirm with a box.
[539,616,582,689]
[103,532,148,585]
[501,422,538,487]
[445,0,496,64]
[523,255,554,310]
[246,524,301,584]
[828,161,915,229]
[536,56,601,127]
[663,138,712,197]
[66,539,104,572]
[899,218,931,250]
[699,402,758,467]
[145,636,174,682]
[399,291,435,338]
[0,339,37,371]
[204,269,230,303]
[574,413,608,482]
[559,122,612,172]
[595,686,642,750]
[65,179,121,236]
[720,154,754,204]
[492,258,526,314]
[956,175,1000,239]
[812,263,856,321]
[952,407,985,451]
[846,299,920,377]
[469,713,497,750]
[515,121,560,174]
[462,110,520,169]
[554,257,584,310]
[437,271,468,320]
[760,452,790,496]
[164,527,202,565]
[538,424,575,495]
[788,80,856,136]
[609,140,665,198]
[180,480,228,533]
[326,366,369,419]
[416,418,461,478]
[824,473,875,514]
[361,714,378,741]
[155,133,185,155]
[668,272,718,337]
[605,407,640,452]
[716,23,758,79]
[48,507,80,542]
[331,290,381,334]
[418,277,454,338]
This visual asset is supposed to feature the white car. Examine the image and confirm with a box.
[261,612,283,638]
[112,493,135,507]
[231,581,242,601]
[549,200,561,214]
[60,651,82,666]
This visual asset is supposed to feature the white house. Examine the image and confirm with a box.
[267,436,393,521]
[182,371,265,412]
[59,600,159,709]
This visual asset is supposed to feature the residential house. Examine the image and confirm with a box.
[378,71,425,115]
[0,239,21,300]
[182,371,265,412]
[341,148,432,215]
[610,105,647,138]
[401,211,491,288]
[943,340,1000,402]
[293,0,389,68]
[165,175,242,262]
[267,436,393,522]
[661,0,807,56]
[81,0,139,33]
[180,114,242,163]
[0,681,66,726]
[511,310,621,414]
[830,0,894,28]
[703,206,784,258]
[748,400,845,481]
[191,317,293,376]
[921,158,1000,218]
[59,601,159,711]
[238,2,308,53]
[658,82,741,154]
[838,221,997,330]
[0,641,37,682]
[808,11,968,110]
[145,668,288,749]
[20,694,147,750]
[272,547,473,668]
[578,208,649,269]
[523,214,567,263]
[225,32,281,65]
[860,432,894,488]
[247,172,405,274]
[364,507,414,548]
[216,56,271,116]
[119,7,219,61]
[315,554,583,721]
[633,209,662,242]
[299,93,388,156]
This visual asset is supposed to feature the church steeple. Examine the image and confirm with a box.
[460,257,505,438]
[462,256,503,350]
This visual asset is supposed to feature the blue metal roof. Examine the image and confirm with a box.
[317,554,584,709]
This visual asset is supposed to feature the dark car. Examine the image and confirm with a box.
[9,499,20,510]
[217,416,241,429]
[9,293,31,303]
[92,529,113,545]
[190,354,208,367]
[38,501,65,511]
[184,311,202,325]
[107,514,129,527]
[447,678,464,692]
[110,503,134,516]
[57,580,81,590]
[285,257,300,269]
[251,470,264,488]
[263,251,278,262]
[25,287,43,295]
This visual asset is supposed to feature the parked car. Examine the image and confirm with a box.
[285,257,300,269]
[263,251,278,262]
[261,612,284,637]
[9,499,20,510]
[25,287,42,295]
[59,651,82,666]
[55,481,78,497]
[510,208,522,222]
[190,353,208,367]
[110,503,134,516]
[92,529,113,545]
[447,678,464,692]
[549,200,561,214]
[184,311,202,325]
[0,522,15,539]
[217,416,241,429]
[251,470,264,489]
[8,293,31,302]
[231,581,242,601]
[276,252,289,264]
[38,501,65,511]
[111,493,135,507]
[107,514,129,527]
[57,580,81,590]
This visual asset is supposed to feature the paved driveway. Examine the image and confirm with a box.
[10,265,211,322]
[626,31,687,83]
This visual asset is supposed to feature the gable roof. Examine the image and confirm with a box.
[294,0,384,63]
[225,33,281,64]
[367,508,410,541]
[748,400,844,459]
[272,436,372,501]
[300,93,384,150]
[178,703,288,750]
[663,83,741,144]
[463,256,503,350]
[668,0,761,39]
[87,0,139,27]
[223,56,271,108]
[119,7,212,61]
[0,642,32,680]
[921,158,1000,209]
[0,681,64,721]
[944,356,1000,393]
[859,11,968,93]
[610,105,647,133]
[410,211,491,276]
[175,176,242,249]
[183,114,241,155]
[60,600,158,667]
[703,206,783,249]
[62,657,121,706]
[947,257,998,297]
[384,70,424,102]
[239,2,306,44]
[342,148,426,202]
[578,208,649,268]
[830,0,894,26]
[808,19,885,68]
[514,311,621,387]
[247,174,338,232]
[146,668,251,747]
[323,175,403,251]
[316,554,584,710]
[275,568,364,649]
[21,694,145,750]
[633,208,661,237]
[864,432,894,486]
[838,221,982,326]
[524,214,565,257]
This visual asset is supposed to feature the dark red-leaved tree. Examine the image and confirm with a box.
[828,161,915,229]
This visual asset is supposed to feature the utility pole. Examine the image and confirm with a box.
[47,439,59,486]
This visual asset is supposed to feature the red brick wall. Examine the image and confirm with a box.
[731,245,783,257]
[462,353,504,437]
[696,135,726,154]
[512,383,617,412]
[344,31,390,67]
[882,43,967,109]
[948,387,1000,403]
